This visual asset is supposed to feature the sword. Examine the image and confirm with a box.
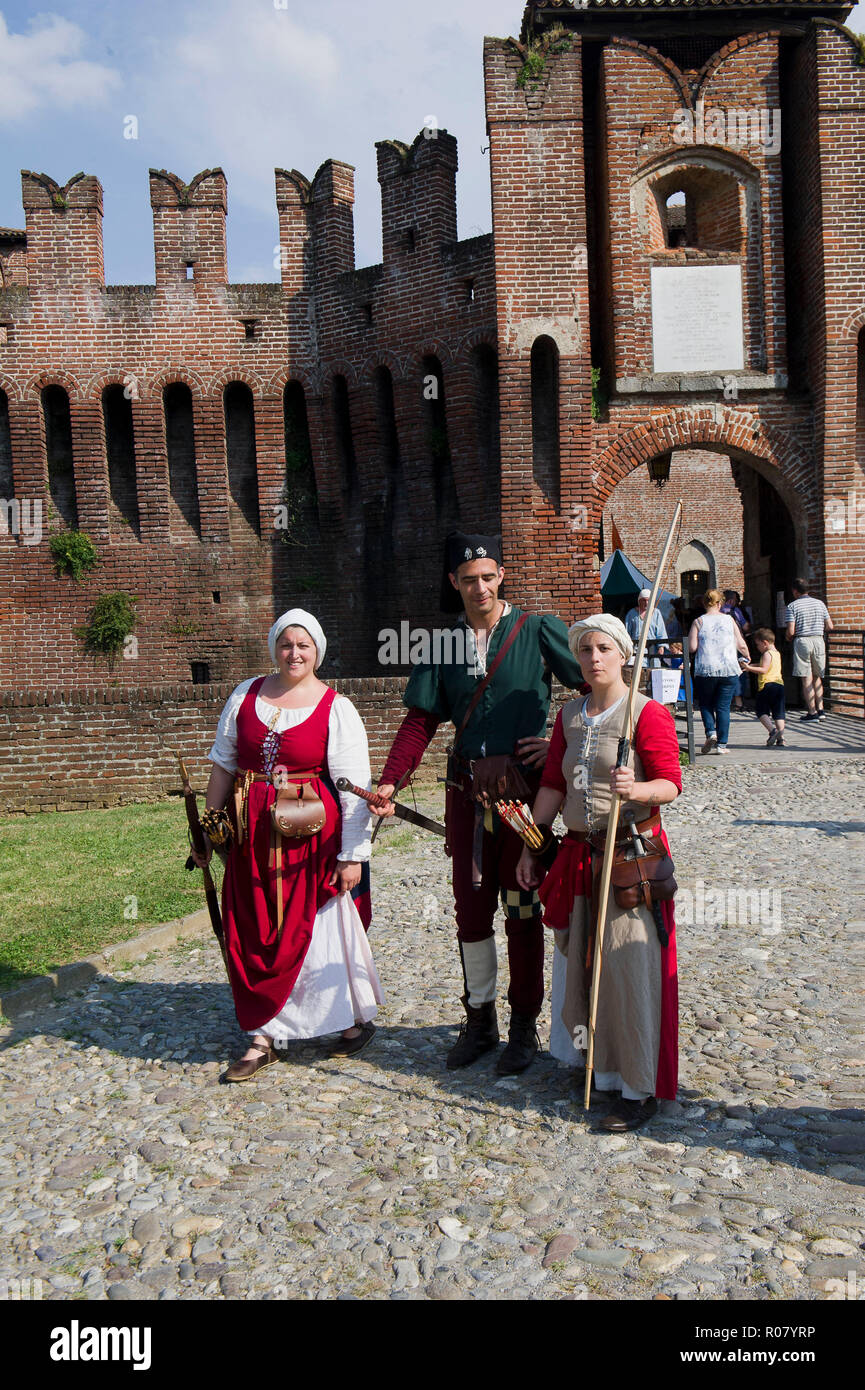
[370,768,408,846]
[335,778,446,838]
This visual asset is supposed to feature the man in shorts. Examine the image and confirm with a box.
[785,579,834,720]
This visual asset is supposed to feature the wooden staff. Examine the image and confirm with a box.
[583,500,682,1110]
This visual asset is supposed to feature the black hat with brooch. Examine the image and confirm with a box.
[440,531,504,613]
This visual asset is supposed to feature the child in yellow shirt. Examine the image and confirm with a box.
[743,628,786,747]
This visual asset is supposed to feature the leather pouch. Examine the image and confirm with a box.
[270,779,326,839]
[470,754,532,805]
[608,840,677,911]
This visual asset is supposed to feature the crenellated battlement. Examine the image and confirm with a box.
[0,133,466,301]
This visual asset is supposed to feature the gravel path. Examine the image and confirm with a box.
[2,753,863,1302]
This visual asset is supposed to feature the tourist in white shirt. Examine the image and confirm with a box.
[688,589,750,754]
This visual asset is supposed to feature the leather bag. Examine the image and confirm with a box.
[607,838,677,911]
[470,753,533,806]
[270,777,326,839]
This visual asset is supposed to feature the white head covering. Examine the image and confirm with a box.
[568,613,634,662]
[267,608,327,669]
[637,588,651,600]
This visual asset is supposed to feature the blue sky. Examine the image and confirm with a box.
[1,1,862,285]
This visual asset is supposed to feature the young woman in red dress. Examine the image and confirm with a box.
[516,614,681,1131]
[191,609,383,1082]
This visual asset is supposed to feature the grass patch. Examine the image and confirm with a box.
[0,801,221,989]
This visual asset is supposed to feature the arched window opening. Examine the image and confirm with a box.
[422,354,459,528]
[332,375,359,500]
[654,167,743,254]
[42,385,77,528]
[102,385,140,539]
[224,382,260,538]
[472,345,501,525]
[531,336,560,511]
[374,366,400,477]
[0,389,13,502]
[282,381,318,538]
[164,383,200,539]
[676,540,717,606]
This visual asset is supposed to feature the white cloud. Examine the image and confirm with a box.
[0,11,121,122]
[140,2,341,202]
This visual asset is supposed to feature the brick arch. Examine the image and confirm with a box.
[148,366,208,397]
[607,36,691,108]
[207,367,267,398]
[0,375,24,402]
[356,351,412,385]
[695,29,782,98]
[24,369,84,401]
[83,369,140,402]
[265,366,319,398]
[594,408,814,532]
[634,142,762,188]
[842,305,865,340]
[415,341,457,370]
[321,359,360,390]
[459,329,499,357]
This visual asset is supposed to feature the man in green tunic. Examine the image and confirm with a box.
[374,533,582,1073]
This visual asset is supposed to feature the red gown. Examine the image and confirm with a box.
[221,679,371,1032]
[538,700,681,1100]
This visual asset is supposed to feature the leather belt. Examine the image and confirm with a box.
[566,808,661,853]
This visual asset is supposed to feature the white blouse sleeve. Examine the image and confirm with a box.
[327,696,373,863]
[208,678,257,774]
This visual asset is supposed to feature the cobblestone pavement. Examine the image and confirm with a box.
[2,754,864,1302]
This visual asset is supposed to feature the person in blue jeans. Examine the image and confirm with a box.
[688,589,751,754]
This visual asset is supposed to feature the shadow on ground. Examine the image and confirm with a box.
[2,980,862,1188]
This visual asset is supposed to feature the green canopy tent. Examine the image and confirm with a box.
[600,549,676,624]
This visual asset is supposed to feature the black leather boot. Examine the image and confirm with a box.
[446,996,499,1070]
[496,1012,540,1075]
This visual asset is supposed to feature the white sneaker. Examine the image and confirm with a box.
[714,745,727,755]
[702,734,717,755]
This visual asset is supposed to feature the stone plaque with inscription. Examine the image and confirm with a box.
[651,265,744,374]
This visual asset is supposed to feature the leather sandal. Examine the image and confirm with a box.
[222,1041,279,1083]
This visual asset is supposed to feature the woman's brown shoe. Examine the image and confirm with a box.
[599,1096,658,1131]
[222,1042,279,1083]
[330,1021,376,1057]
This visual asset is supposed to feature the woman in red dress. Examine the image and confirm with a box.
[516,614,681,1131]
[192,609,383,1082]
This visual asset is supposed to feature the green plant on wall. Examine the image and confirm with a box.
[855,33,865,67]
[510,24,573,90]
[49,530,99,582]
[76,592,138,659]
[591,367,608,421]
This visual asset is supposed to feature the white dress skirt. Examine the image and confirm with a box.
[209,682,386,1041]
